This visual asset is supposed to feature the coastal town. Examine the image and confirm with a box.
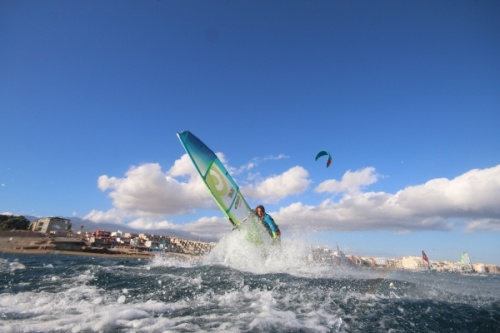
[1,216,499,275]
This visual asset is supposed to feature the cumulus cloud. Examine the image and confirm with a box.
[85,208,229,241]
[178,216,233,239]
[84,208,129,225]
[86,151,500,238]
[314,167,379,194]
[277,165,500,233]
[84,155,307,236]
[96,161,212,216]
[465,218,500,232]
[126,217,183,231]
[84,157,218,230]
[243,166,311,203]
[396,166,500,216]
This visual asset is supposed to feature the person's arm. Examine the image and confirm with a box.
[265,215,280,238]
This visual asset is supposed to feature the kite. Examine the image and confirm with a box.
[315,150,332,167]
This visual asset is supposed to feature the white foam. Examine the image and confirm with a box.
[148,253,200,268]
[1,242,495,332]
[202,230,360,280]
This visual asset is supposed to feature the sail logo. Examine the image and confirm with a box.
[207,166,228,196]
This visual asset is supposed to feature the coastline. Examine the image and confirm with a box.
[3,231,498,273]
[0,231,198,261]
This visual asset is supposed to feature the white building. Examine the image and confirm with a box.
[400,256,428,270]
[30,217,72,234]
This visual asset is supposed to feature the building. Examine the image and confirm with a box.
[30,217,72,234]
[373,257,391,268]
[400,256,429,270]
[473,263,486,274]
[485,265,499,274]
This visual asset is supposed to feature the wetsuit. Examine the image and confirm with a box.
[259,214,281,240]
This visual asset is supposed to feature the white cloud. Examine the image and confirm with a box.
[87,153,500,237]
[84,155,235,237]
[84,208,128,224]
[396,166,500,216]
[85,208,230,241]
[277,165,500,233]
[465,218,500,232]
[180,216,233,239]
[263,154,289,161]
[276,196,451,234]
[232,154,289,175]
[126,217,180,230]
[243,166,311,203]
[314,167,379,194]
[96,161,213,217]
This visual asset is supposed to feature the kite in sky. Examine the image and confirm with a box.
[315,150,332,168]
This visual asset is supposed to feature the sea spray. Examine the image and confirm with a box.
[0,251,499,332]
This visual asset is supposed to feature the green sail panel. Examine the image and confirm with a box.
[177,131,262,243]
[461,252,473,272]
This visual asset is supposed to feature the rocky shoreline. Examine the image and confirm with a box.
[0,231,196,260]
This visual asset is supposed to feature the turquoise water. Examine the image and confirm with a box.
[1,234,499,332]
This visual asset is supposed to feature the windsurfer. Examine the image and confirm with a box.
[255,205,281,244]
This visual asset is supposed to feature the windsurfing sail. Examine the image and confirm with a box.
[422,250,430,269]
[315,150,332,167]
[177,130,263,243]
[461,252,473,272]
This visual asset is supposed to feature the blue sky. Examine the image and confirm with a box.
[1,0,499,265]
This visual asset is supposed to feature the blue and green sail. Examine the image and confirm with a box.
[177,130,262,243]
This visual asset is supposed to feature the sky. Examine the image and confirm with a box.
[1,0,500,265]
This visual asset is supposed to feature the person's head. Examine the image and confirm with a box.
[255,205,265,217]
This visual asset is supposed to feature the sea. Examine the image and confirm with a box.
[1,232,499,333]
